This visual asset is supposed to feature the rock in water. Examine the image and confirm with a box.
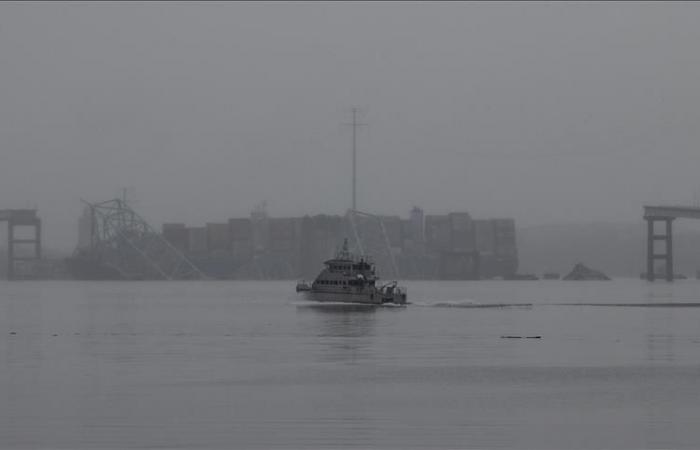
[562,263,611,281]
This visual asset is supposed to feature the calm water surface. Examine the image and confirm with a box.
[2,279,700,449]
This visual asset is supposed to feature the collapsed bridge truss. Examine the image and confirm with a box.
[69,199,205,280]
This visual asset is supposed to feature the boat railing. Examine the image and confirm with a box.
[378,281,405,295]
[295,280,311,292]
[334,252,374,263]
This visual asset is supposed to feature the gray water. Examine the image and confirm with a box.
[2,279,700,449]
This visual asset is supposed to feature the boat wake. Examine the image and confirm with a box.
[562,302,700,308]
[411,300,533,309]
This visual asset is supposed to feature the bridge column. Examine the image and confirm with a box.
[646,218,654,281]
[645,216,674,282]
[7,218,14,280]
[6,215,42,280]
[665,218,673,282]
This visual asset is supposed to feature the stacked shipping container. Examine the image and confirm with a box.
[206,223,229,252]
[187,227,207,253]
[162,223,188,253]
[159,209,518,280]
[229,218,253,262]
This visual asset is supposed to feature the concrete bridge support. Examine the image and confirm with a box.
[643,205,700,282]
[645,216,673,282]
[0,209,42,280]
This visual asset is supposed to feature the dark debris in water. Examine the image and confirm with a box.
[501,335,542,339]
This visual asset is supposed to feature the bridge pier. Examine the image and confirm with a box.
[0,210,42,280]
[645,216,673,282]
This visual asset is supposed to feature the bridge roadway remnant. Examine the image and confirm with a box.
[0,209,42,280]
[643,205,700,282]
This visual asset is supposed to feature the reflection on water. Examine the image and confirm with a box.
[642,304,678,449]
[297,303,379,363]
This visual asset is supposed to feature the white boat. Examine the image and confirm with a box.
[296,239,407,305]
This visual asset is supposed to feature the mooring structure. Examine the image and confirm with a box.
[643,205,700,282]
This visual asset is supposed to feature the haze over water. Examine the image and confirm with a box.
[2,279,700,449]
[3,3,700,249]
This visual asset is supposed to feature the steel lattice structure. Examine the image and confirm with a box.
[73,199,205,280]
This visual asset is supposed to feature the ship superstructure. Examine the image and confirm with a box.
[296,239,407,305]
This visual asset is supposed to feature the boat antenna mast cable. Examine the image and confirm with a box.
[344,107,367,212]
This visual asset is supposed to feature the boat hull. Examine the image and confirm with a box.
[300,290,406,305]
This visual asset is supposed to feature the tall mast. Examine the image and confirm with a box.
[352,107,357,212]
[346,107,366,212]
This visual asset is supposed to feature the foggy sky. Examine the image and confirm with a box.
[2,2,700,250]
